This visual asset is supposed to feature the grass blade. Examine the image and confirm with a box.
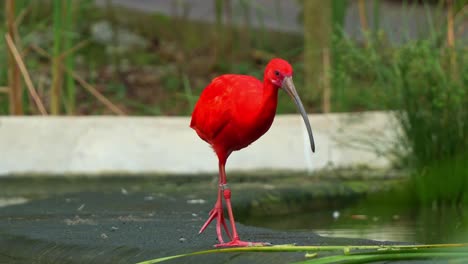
[50,0,63,114]
[135,243,468,264]
[296,252,468,264]
[5,33,47,115]
[63,0,76,115]
[5,0,23,115]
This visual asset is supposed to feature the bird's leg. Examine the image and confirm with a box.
[198,169,231,243]
[214,165,271,248]
[198,189,230,243]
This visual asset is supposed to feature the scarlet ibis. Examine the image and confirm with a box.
[190,58,315,247]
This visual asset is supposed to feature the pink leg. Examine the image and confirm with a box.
[213,163,270,248]
[199,186,231,243]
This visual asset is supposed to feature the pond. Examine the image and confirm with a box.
[238,198,468,244]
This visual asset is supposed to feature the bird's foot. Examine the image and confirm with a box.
[199,206,231,242]
[215,239,271,248]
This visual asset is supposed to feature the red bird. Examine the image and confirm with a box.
[190,58,315,247]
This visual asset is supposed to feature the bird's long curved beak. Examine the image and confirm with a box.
[282,76,316,153]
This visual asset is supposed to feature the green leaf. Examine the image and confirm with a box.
[135,243,468,264]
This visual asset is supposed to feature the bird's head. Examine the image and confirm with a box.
[265,58,294,87]
[265,58,316,153]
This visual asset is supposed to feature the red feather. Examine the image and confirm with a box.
[190,73,278,161]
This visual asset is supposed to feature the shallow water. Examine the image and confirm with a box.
[238,200,468,244]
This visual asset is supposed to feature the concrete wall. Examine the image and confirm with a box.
[0,112,398,176]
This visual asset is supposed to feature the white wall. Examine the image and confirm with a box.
[0,112,398,176]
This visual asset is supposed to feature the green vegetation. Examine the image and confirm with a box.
[326,0,467,205]
[331,34,467,177]
[135,243,468,264]
[395,41,467,205]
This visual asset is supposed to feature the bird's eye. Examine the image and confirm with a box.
[274,70,280,76]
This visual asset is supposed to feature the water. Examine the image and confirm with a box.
[239,198,468,244]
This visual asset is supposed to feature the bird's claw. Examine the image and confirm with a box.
[215,239,272,248]
[199,205,231,243]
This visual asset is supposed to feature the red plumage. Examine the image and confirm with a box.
[190,73,278,162]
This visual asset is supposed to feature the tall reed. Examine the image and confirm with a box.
[63,0,76,115]
[49,0,77,115]
[50,0,64,114]
[5,0,23,115]
[304,0,331,112]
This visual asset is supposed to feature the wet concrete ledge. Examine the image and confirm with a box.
[0,111,397,176]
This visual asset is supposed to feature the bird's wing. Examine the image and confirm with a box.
[190,75,234,143]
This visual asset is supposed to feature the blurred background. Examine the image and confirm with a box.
[1,0,465,116]
[0,0,467,248]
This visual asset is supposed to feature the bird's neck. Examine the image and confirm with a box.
[259,79,279,117]
[262,78,279,102]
